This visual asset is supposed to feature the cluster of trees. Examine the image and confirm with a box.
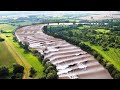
[111,26,120,32]
[0,37,5,42]
[0,64,24,79]
[43,24,78,34]
[41,59,58,79]
[43,25,120,79]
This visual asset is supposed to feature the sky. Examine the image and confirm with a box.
[0,11,119,17]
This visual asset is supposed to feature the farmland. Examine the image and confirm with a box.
[0,36,16,69]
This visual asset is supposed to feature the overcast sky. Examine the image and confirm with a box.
[0,11,119,16]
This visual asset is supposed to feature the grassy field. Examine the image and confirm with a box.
[78,25,90,29]
[83,41,120,71]
[0,24,45,79]
[0,24,18,70]
[0,24,17,32]
[95,29,110,33]
[0,37,16,69]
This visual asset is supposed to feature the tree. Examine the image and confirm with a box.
[13,63,24,74]
[29,67,37,77]
[68,31,73,37]
[0,37,5,42]
[32,49,38,54]
[114,73,120,79]
[46,73,56,79]
[111,69,118,77]
[105,63,114,73]
[13,36,17,42]
[92,51,98,58]
[15,73,23,79]
[0,30,4,33]
[45,66,55,74]
[23,41,29,52]
[0,66,9,77]
[39,75,46,79]
[42,60,47,66]
[102,47,109,51]
[78,24,83,27]
[49,70,58,79]
[45,62,53,68]
[19,41,23,47]
[96,55,103,61]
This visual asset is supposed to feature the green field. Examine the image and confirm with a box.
[84,42,120,71]
[0,24,17,32]
[78,25,90,29]
[0,24,45,78]
[95,29,110,33]
[0,38,16,69]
